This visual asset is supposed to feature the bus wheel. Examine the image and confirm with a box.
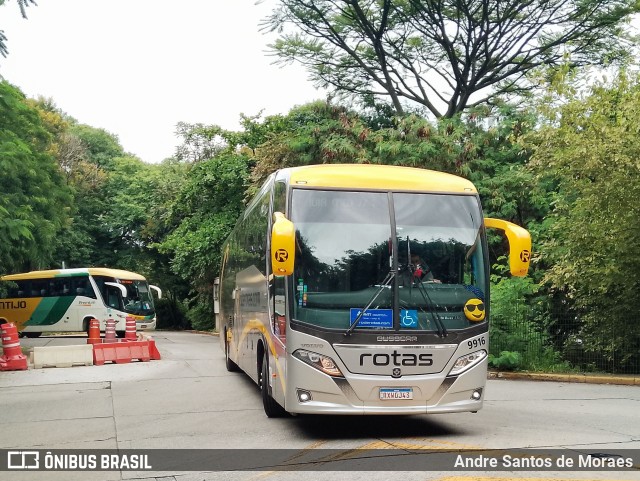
[23,332,41,338]
[225,331,239,372]
[260,351,286,418]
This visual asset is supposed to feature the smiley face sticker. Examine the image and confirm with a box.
[464,298,485,322]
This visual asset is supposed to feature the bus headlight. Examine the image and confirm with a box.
[448,350,487,376]
[292,349,343,377]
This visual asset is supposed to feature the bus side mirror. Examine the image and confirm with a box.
[271,212,295,276]
[105,282,128,298]
[484,218,531,277]
[150,284,162,299]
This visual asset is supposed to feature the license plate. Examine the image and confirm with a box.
[140,324,147,329]
[380,388,413,400]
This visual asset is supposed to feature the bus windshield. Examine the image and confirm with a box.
[94,276,155,317]
[121,279,155,316]
[290,189,487,332]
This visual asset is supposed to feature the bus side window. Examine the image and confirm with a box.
[4,280,24,298]
[71,278,96,299]
[273,180,287,215]
[85,283,96,299]
[49,278,67,296]
[31,280,47,297]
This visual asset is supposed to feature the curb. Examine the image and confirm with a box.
[489,370,640,386]
[187,330,219,337]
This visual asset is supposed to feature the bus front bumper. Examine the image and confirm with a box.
[285,357,487,415]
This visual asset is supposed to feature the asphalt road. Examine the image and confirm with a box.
[1,331,638,481]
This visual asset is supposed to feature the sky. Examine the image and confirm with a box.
[0,0,323,163]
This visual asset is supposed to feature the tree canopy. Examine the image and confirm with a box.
[0,81,72,272]
[0,0,37,57]
[266,0,639,117]
[528,72,640,370]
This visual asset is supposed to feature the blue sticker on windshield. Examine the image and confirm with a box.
[350,308,393,328]
[400,309,418,328]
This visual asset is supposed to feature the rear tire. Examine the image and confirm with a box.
[225,330,239,372]
[260,351,286,418]
[23,332,41,338]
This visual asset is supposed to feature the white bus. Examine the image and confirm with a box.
[216,164,530,416]
[0,268,161,337]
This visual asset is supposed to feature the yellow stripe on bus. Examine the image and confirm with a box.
[237,319,287,394]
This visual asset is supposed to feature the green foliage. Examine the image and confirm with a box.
[0,81,72,273]
[250,101,373,189]
[185,297,215,332]
[489,273,573,372]
[488,351,522,371]
[157,152,250,330]
[528,71,640,372]
[154,297,188,330]
[70,124,124,170]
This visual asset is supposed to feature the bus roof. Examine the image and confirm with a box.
[280,164,477,193]
[1,268,147,281]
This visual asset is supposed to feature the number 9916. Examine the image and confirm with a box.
[467,337,486,350]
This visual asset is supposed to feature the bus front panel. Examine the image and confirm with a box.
[284,188,489,414]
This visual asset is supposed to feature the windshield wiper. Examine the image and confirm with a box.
[405,238,447,337]
[410,277,448,338]
[344,270,395,336]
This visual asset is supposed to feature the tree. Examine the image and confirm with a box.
[70,124,124,170]
[158,152,250,329]
[528,72,640,372]
[267,0,639,118]
[0,81,72,273]
[0,0,36,57]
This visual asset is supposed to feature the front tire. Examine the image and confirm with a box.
[23,332,42,338]
[260,351,286,418]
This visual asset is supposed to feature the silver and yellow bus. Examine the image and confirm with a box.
[0,268,161,337]
[216,164,530,417]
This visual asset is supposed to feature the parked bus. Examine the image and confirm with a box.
[0,268,161,337]
[216,164,531,417]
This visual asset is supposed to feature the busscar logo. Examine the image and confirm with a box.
[376,335,418,342]
[359,351,433,366]
[8,451,39,469]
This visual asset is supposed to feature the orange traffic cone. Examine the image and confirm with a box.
[0,323,28,371]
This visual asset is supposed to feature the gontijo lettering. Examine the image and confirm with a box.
[0,300,27,309]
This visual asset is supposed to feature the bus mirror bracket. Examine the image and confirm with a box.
[484,218,532,277]
[150,284,162,299]
[105,282,128,298]
[271,212,295,276]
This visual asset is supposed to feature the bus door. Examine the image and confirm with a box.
[236,266,268,380]
[269,274,287,404]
